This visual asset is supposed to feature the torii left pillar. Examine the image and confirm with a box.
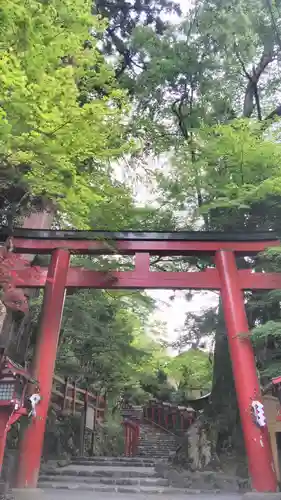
[16,248,70,488]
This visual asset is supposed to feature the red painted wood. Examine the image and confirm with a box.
[123,420,140,457]
[239,271,281,290]
[16,249,70,488]
[181,413,184,432]
[8,232,281,490]
[0,409,13,475]
[14,268,220,289]
[11,237,280,255]
[158,406,161,426]
[13,267,281,290]
[216,250,277,492]
[135,252,150,272]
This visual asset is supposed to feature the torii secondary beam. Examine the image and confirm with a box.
[13,267,281,290]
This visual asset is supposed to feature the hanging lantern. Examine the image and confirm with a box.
[0,357,36,410]
[0,356,40,476]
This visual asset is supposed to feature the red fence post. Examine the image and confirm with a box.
[172,411,176,429]
[215,250,277,492]
[81,389,88,457]
[131,427,134,456]
[152,405,155,423]
[62,376,69,412]
[128,426,131,456]
[123,420,139,457]
[16,249,70,488]
[180,412,184,433]
[72,381,76,415]
[124,421,130,456]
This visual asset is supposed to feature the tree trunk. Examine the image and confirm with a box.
[210,301,244,454]
[175,300,247,475]
[0,206,55,362]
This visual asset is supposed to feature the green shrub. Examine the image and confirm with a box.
[91,411,125,457]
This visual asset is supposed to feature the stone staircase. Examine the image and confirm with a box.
[136,423,179,460]
[38,422,181,494]
[38,421,246,495]
[38,456,189,494]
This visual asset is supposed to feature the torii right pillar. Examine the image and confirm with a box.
[215,250,277,492]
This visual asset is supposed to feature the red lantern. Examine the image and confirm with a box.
[0,357,39,475]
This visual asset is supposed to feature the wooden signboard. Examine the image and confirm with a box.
[86,406,95,431]
[263,395,281,481]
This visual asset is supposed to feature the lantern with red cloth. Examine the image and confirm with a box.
[0,356,38,474]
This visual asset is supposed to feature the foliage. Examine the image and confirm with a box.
[94,0,180,84]
[122,0,281,202]
[162,120,281,227]
[167,348,212,392]
[43,409,82,460]
[0,0,132,227]
[29,287,153,394]
[138,371,174,402]
[91,411,125,457]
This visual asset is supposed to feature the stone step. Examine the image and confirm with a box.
[38,481,214,494]
[139,437,178,441]
[40,475,169,487]
[138,452,169,456]
[139,442,176,446]
[71,458,156,467]
[139,435,177,439]
[139,438,176,441]
[139,433,177,437]
[137,451,176,454]
[138,445,177,449]
[41,465,157,478]
[138,447,176,451]
[72,456,156,464]
[137,450,176,453]
[136,455,172,459]
[137,452,173,456]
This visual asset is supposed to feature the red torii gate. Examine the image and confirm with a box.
[2,228,281,492]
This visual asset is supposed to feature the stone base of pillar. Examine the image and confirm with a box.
[12,489,44,500]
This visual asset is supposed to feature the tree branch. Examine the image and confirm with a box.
[233,43,252,80]
[265,0,281,51]
[243,49,275,117]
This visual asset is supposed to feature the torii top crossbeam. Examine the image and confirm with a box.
[1,228,281,290]
[1,228,280,255]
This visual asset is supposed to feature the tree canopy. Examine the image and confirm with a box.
[4,0,281,467]
[0,0,132,227]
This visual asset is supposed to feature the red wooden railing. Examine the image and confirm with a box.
[51,375,106,456]
[143,400,196,435]
[121,401,196,456]
[123,419,140,457]
[51,374,106,419]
